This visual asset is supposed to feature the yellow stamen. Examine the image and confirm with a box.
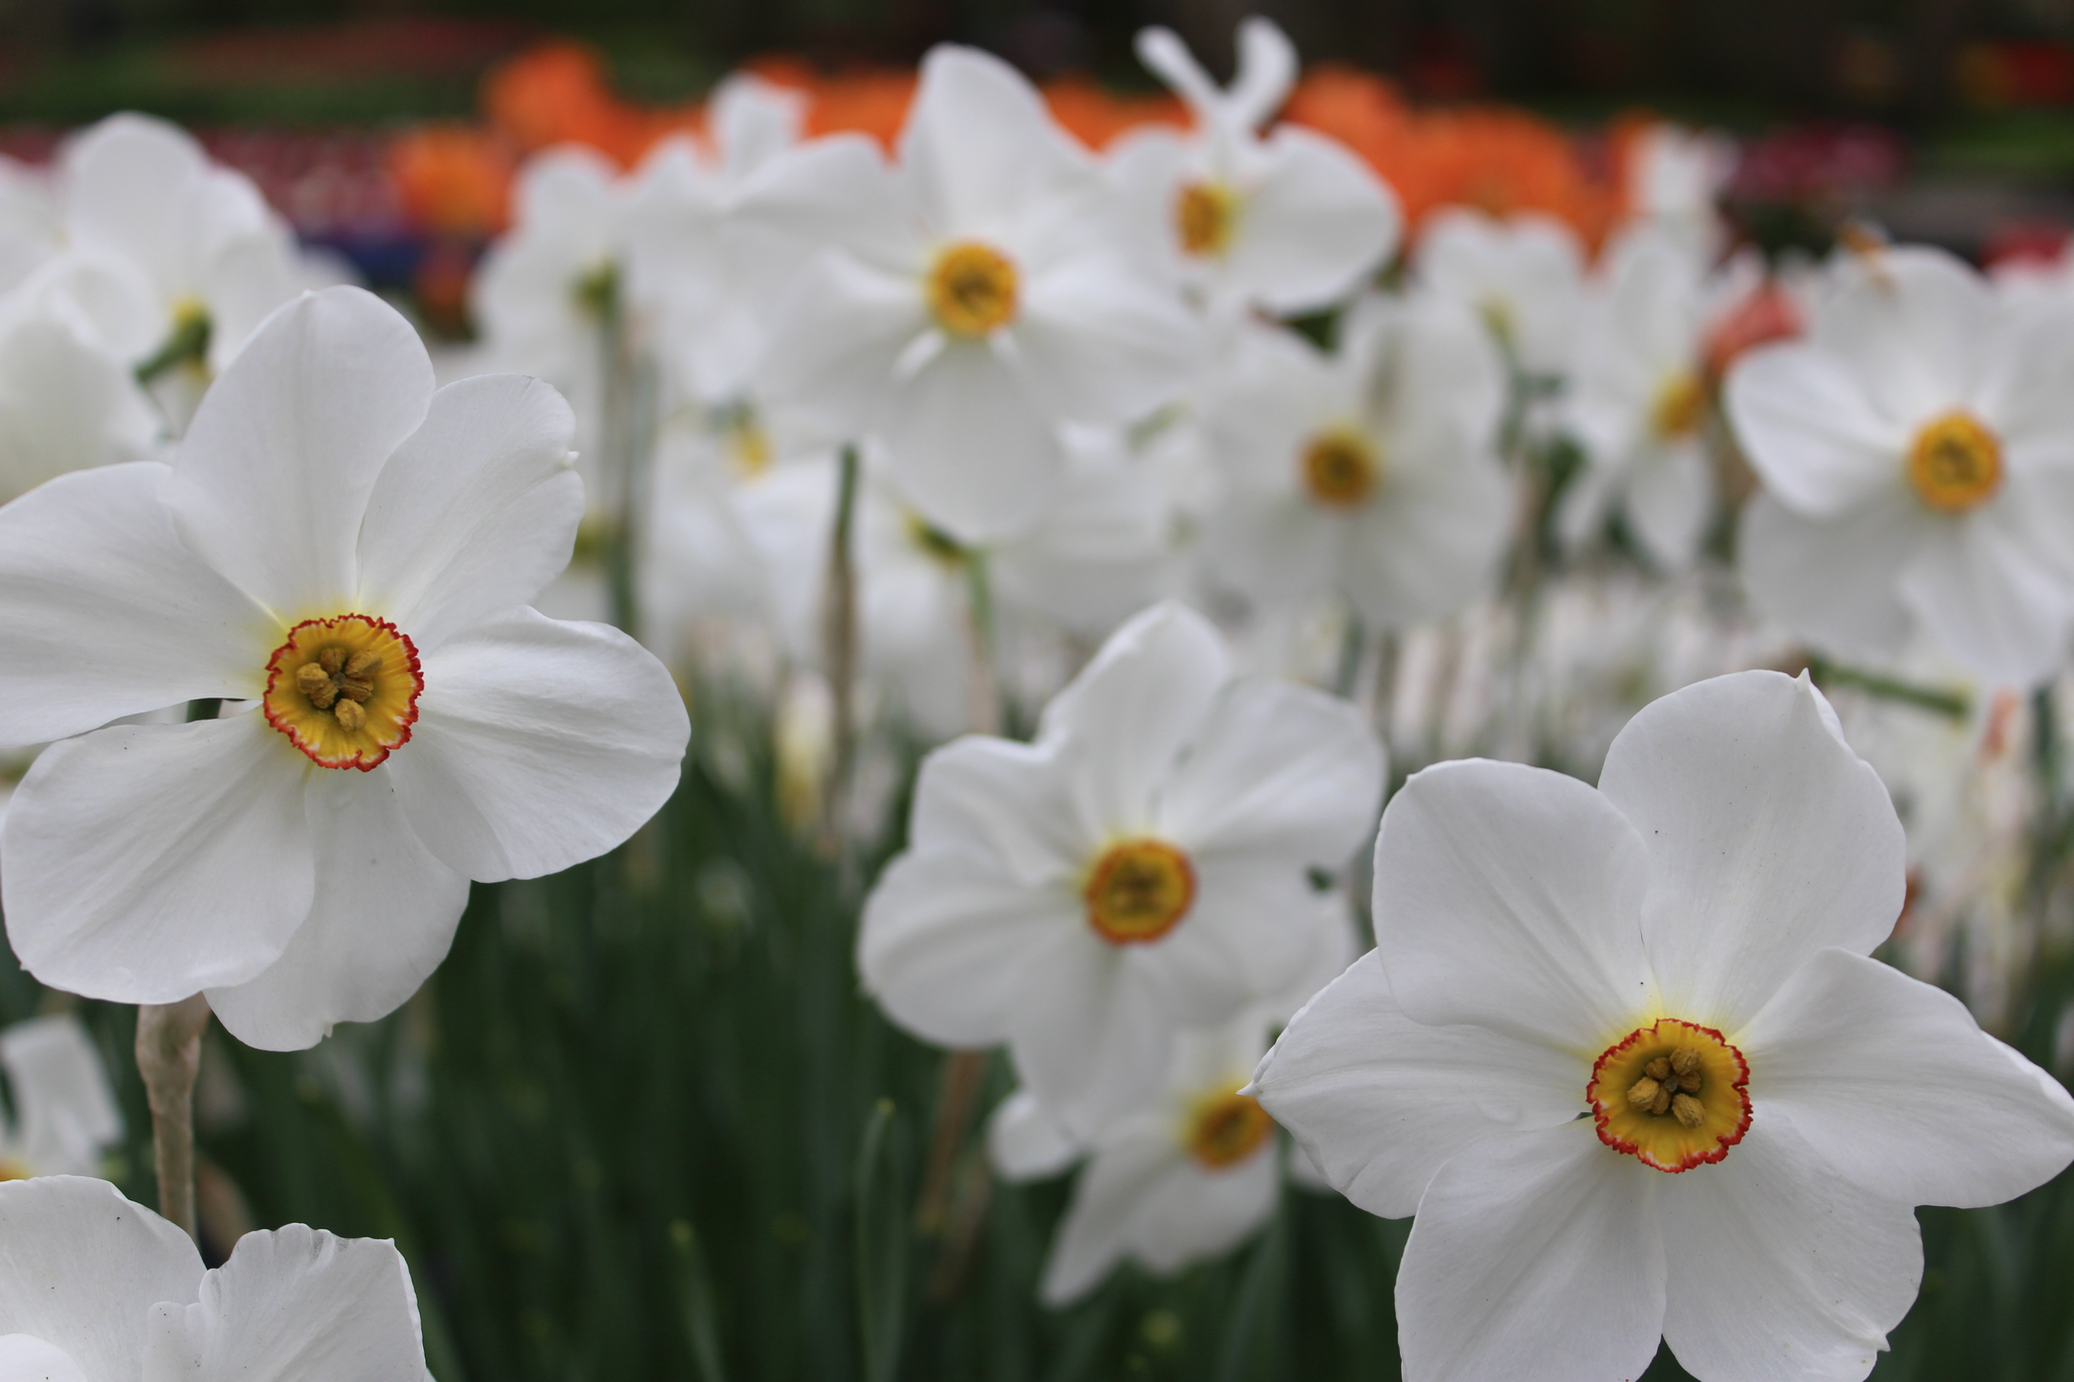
[1176,181,1238,258]
[1651,371,1706,440]
[926,242,1019,337]
[1083,838,1195,945]
[1186,1090,1274,1169]
[1300,428,1380,510]
[1907,412,2002,513]
[262,614,422,771]
[1589,1019,1751,1173]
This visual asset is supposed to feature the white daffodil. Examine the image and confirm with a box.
[1413,206,1585,386]
[858,602,1382,1133]
[1558,228,1757,568]
[0,282,162,503]
[1621,122,1734,258]
[1109,18,1400,318]
[1726,245,2074,687]
[1253,669,2074,1382]
[0,286,689,1050]
[57,113,303,380]
[0,1013,122,1180]
[1200,304,1513,628]
[0,1175,430,1381]
[751,45,1196,544]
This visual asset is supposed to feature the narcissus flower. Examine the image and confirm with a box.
[858,602,1383,1133]
[1413,205,1585,384]
[1253,670,2074,1382]
[1727,245,2074,687]
[0,1014,121,1180]
[0,287,689,1049]
[0,1175,430,1381]
[752,45,1196,543]
[1200,303,1512,628]
[1111,18,1400,317]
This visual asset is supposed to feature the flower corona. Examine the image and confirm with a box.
[1587,1018,1751,1172]
[261,614,423,770]
[1906,411,2002,513]
[926,241,1019,337]
[1083,837,1196,944]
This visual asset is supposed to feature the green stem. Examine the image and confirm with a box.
[816,445,861,858]
[1804,655,1970,720]
[135,312,212,387]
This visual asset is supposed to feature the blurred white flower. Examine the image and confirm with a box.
[1620,122,1734,257]
[0,1174,429,1381]
[0,283,162,502]
[0,287,688,1049]
[1254,669,2074,1382]
[1558,228,1756,568]
[1110,17,1400,318]
[1727,245,2074,687]
[0,155,61,293]
[752,45,1196,543]
[1199,303,1512,628]
[1412,205,1585,384]
[858,602,1383,1134]
[0,1013,121,1180]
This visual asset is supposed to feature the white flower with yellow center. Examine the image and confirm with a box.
[858,601,1382,1133]
[1200,303,1513,628]
[0,1014,121,1182]
[0,286,689,1050]
[0,1175,430,1381]
[1413,206,1586,384]
[1727,245,2074,687]
[1109,18,1401,318]
[750,45,1197,544]
[1252,670,2074,1382]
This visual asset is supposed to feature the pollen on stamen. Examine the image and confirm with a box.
[262,614,423,771]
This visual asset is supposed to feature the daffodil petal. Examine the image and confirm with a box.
[0,1015,122,1177]
[1370,757,1655,1052]
[206,768,470,1052]
[1130,1150,1279,1275]
[2,715,314,1003]
[354,373,582,652]
[908,736,1085,886]
[0,1176,201,1382]
[1657,1115,1920,1382]
[1897,506,2074,689]
[1600,670,1908,1031]
[1724,342,1909,519]
[166,286,432,619]
[1009,941,1173,1137]
[142,1225,427,1382]
[987,1089,1081,1181]
[1221,128,1399,315]
[1338,448,1512,627]
[385,607,687,883]
[879,339,1060,544]
[1153,854,1327,1019]
[0,1333,88,1382]
[1011,256,1197,424]
[1251,951,1587,1220]
[1396,1121,1665,1382]
[856,846,1082,1049]
[1737,947,2074,1209]
[898,46,1088,237]
[1736,489,1920,664]
[1038,1129,1173,1305]
[0,461,271,746]
[1808,246,1992,427]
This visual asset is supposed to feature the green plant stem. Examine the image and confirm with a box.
[816,445,861,859]
[135,994,211,1238]
[1804,654,1970,720]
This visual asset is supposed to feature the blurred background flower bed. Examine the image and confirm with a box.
[12,2,2074,1381]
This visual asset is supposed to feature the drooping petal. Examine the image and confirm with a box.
[1222,128,1400,315]
[384,607,687,883]
[1724,343,1908,520]
[879,339,1062,545]
[1038,602,1230,841]
[1737,489,1921,664]
[206,768,471,1052]
[1038,1128,1175,1305]
[1737,947,2074,1208]
[2,714,315,1003]
[1897,507,2074,688]
[0,1014,122,1176]
[1010,942,1175,1137]
[1251,951,1588,1219]
[856,847,1082,1049]
[0,461,272,746]
[987,1089,1083,1181]
[908,735,1085,885]
[0,1176,201,1382]
[1657,1115,1920,1382]
[1396,1122,1665,1382]
[165,286,434,619]
[1599,670,1907,1031]
[141,1224,428,1382]
[354,374,582,652]
[1156,678,1383,865]
[1371,758,1655,1052]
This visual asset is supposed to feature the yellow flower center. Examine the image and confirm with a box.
[1186,1090,1275,1170]
[262,614,423,771]
[0,1159,30,1182]
[1083,838,1195,945]
[1176,181,1238,258]
[723,413,772,480]
[1588,1019,1751,1172]
[1301,428,1380,509]
[1907,412,2002,513]
[1650,371,1706,441]
[926,242,1019,337]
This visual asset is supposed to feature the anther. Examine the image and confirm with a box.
[1670,1048,1702,1080]
[339,675,374,703]
[1645,1057,1672,1082]
[1671,1094,1705,1129]
[319,648,345,675]
[343,650,381,678]
[1626,1076,1661,1110]
[334,699,366,732]
[297,663,339,709]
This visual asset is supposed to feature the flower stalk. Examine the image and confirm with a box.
[816,444,861,859]
[133,993,210,1238]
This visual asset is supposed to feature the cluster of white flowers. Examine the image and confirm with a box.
[0,11,2072,1379]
